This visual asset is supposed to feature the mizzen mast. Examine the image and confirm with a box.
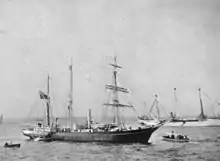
[104,56,133,125]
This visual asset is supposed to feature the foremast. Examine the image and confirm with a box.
[39,74,51,127]
[104,56,133,126]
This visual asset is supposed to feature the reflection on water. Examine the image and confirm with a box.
[0,120,220,161]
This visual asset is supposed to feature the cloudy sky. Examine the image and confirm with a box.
[0,0,220,119]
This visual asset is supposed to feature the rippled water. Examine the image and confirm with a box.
[0,120,220,161]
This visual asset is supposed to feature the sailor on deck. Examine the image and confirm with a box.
[171,131,175,139]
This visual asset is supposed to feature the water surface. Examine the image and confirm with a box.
[0,120,220,161]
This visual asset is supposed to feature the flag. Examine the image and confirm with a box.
[39,90,49,100]
[68,105,72,110]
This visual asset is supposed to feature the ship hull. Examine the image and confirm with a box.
[164,119,220,127]
[51,126,160,144]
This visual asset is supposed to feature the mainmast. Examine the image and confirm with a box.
[173,88,178,117]
[113,56,120,124]
[198,88,205,119]
[68,58,73,129]
[46,74,50,126]
[104,56,133,125]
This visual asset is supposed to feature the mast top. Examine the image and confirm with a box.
[109,56,122,69]
[47,74,50,96]
[69,57,73,70]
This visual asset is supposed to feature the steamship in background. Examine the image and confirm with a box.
[22,56,161,144]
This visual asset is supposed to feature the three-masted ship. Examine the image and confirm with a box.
[50,56,161,144]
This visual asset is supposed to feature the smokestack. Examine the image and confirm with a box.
[87,109,92,129]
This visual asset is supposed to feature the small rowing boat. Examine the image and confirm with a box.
[162,136,189,142]
[4,142,21,148]
[162,131,190,143]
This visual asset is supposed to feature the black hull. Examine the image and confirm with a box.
[51,126,160,144]
[4,143,21,148]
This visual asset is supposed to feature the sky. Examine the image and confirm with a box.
[0,0,220,119]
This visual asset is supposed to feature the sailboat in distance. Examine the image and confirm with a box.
[164,88,220,127]
[138,95,165,126]
[50,56,161,144]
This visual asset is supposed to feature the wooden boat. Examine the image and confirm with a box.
[4,142,21,148]
[162,136,189,143]
[50,56,161,144]
[163,136,189,143]
[22,57,161,144]
[162,132,190,143]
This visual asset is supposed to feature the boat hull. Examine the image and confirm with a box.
[51,126,160,144]
[164,119,220,127]
[4,143,21,148]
